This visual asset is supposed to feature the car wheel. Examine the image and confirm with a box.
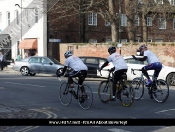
[56,68,63,75]
[167,73,175,86]
[21,67,30,76]
[29,73,36,76]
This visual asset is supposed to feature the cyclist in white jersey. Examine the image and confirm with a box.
[57,50,88,89]
[132,44,162,87]
[99,46,128,101]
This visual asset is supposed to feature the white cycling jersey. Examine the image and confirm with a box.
[107,52,128,71]
[144,50,160,64]
[65,56,88,71]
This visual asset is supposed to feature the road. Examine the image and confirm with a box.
[0,71,175,132]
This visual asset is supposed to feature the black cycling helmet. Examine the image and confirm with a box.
[108,46,116,54]
[139,44,147,50]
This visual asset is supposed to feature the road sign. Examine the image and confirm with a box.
[49,39,61,43]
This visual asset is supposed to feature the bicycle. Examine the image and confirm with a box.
[58,75,93,110]
[98,68,134,107]
[130,68,169,103]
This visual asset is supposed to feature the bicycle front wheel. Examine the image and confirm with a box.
[131,77,144,100]
[98,81,112,103]
[152,79,169,103]
[119,81,135,107]
[78,84,93,110]
[59,82,72,106]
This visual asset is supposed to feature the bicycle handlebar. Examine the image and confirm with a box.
[98,68,114,77]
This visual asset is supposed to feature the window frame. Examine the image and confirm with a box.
[15,10,19,25]
[121,14,127,26]
[147,17,152,26]
[135,15,139,26]
[35,9,38,23]
[88,13,97,26]
[7,11,10,26]
[159,18,166,29]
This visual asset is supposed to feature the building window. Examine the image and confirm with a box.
[88,13,97,26]
[15,10,19,25]
[147,17,152,26]
[68,46,73,54]
[154,0,163,4]
[155,39,162,42]
[25,10,28,22]
[169,0,174,5]
[173,18,175,30]
[7,12,10,26]
[35,9,38,23]
[159,18,166,29]
[0,12,2,27]
[89,39,97,43]
[121,39,127,43]
[121,14,127,26]
[105,21,110,26]
[135,15,139,26]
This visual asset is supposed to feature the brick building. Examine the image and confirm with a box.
[47,0,175,61]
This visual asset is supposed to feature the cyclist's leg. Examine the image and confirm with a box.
[68,70,80,88]
[112,69,127,99]
[77,70,87,95]
[153,62,162,78]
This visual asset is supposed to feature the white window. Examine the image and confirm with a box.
[173,18,175,30]
[15,10,19,25]
[135,15,139,26]
[121,14,127,26]
[89,39,97,43]
[88,13,97,26]
[25,10,28,22]
[159,18,166,29]
[155,39,162,42]
[147,17,152,26]
[7,12,10,26]
[35,9,38,23]
[154,0,163,4]
[121,39,127,43]
[169,0,174,5]
[0,12,2,27]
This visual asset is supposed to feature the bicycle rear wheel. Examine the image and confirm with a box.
[78,84,93,110]
[119,81,135,107]
[130,77,144,100]
[59,82,72,106]
[152,79,169,103]
[98,81,112,103]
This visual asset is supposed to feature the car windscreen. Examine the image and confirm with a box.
[48,57,61,64]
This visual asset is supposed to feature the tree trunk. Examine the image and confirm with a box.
[142,13,147,42]
[109,0,118,42]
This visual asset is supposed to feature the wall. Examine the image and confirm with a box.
[59,43,175,67]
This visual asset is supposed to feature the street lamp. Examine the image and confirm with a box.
[118,0,122,54]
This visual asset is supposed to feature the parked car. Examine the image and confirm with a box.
[12,56,64,76]
[78,56,107,77]
[98,56,175,86]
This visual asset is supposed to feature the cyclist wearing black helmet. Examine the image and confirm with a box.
[57,50,88,90]
[99,46,128,101]
[132,44,162,87]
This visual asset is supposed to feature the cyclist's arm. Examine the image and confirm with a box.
[61,66,67,75]
[99,60,109,70]
[132,55,147,61]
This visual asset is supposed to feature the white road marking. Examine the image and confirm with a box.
[108,128,131,132]
[4,82,45,87]
[0,87,4,89]
[15,108,58,132]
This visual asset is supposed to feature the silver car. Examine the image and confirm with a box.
[12,56,64,76]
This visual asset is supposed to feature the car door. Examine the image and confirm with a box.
[28,57,41,73]
[125,58,153,81]
[40,57,53,73]
[84,58,98,77]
